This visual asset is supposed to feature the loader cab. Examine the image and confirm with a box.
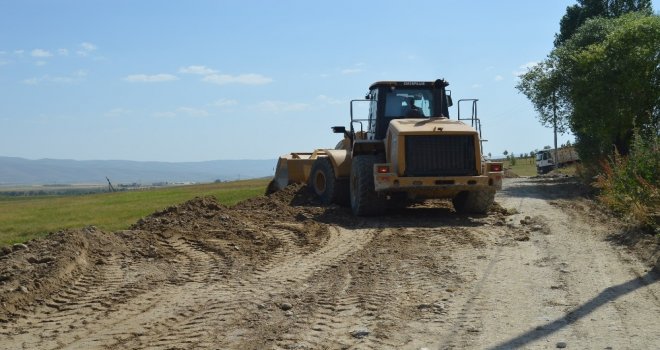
[358,80,452,141]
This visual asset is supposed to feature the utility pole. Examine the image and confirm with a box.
[552,90,558,170]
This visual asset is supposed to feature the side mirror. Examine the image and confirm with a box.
[332,126,346,134]
[447,95,453,107]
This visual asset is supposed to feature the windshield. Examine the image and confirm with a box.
[383,88,433,117]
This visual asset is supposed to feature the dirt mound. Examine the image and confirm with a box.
[0,226,129,322]
[235,183,322,217]
[0,192,332,323]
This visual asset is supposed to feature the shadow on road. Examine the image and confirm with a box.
[488,269,659,350]
[281,183,494,229]
[311,205,491,230]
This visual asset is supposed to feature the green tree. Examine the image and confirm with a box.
[519,12,660,166]
[554,0,652,46]
[515,60,571,134]
[503,150,508,156]
[557,13,660,163]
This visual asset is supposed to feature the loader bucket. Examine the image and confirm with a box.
[265,152,318,194]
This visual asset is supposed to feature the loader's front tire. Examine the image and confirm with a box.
[350,155,386,216]
[308,157,348,205]
[452,190,495,214]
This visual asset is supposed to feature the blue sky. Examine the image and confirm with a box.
[2,1,652,162]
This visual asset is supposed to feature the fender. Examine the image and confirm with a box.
[323,149,352,178]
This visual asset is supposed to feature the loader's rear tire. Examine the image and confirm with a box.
[308,157,348,205]
[452,190,495,214]
[350,155,386,216]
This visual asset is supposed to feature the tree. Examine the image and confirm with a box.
[519,12,660,166]
[516,59,571,144]
[503,150,508,156]
[556,13,660,163]
[554,0,652,46]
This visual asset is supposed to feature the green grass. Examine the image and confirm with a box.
[502,156,578,176]
[503,157,538,176]
[0,179,269,246]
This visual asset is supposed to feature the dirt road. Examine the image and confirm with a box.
[1,177,658,349]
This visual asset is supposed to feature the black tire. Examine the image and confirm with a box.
[452,190,495,214]
[308,157,343,205]
[334,179,350,206]
[350,155,387,216]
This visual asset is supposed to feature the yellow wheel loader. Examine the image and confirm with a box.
[267,79,503,216]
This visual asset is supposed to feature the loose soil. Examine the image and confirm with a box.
[1,178,658,349]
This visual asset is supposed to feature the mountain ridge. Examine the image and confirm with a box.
[0,156,276,185]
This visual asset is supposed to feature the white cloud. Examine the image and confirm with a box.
[77,42,98,56]
[14,50,24,56]
[35,61,47,66]
[471,84,483,89]
[0,51,6,55]
[19,70,86,85]
[58,48,69,56]
[0,59,10,66]
[203,73,272,85]
[31,49,52,58]
[74,69,88,77]
[123,74,179,83]
[494,75,504,81]
[255,100,309,113]
[179,65,218,75]
[153,107,209,119]
[80,42,97,51]
[212,98,238,107]
[176,107,209,117]
[22,74,79,85]
[513,61,538,76]
[22,77,39,85]
[153,111,176,119]
[340,68,362,75]
[317,95,343,105]
[105,108,133,118]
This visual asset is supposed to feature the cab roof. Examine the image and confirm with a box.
[369,79,449,90]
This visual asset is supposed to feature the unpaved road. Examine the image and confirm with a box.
[1,177,658,349]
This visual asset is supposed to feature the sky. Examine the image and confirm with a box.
[2,0,653,162]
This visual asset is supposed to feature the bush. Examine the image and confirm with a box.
[595,131,659,227]
[509,155,517,166]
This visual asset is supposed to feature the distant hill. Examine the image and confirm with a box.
[0,157,277,185]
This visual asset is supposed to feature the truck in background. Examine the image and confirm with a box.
[535,146,579,174]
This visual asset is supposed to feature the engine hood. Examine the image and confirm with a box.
[388,118,478,136]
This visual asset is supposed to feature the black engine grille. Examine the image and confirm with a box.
[404,135,477,176]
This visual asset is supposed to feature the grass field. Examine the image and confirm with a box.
[0,178,270,246]
[502,156,578,177]
[502,156,537,176]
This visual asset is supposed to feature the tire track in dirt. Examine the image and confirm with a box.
[1,233,227,350]
[257,225,485,350]
[95,225,377,349]
[58,234,227,349]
